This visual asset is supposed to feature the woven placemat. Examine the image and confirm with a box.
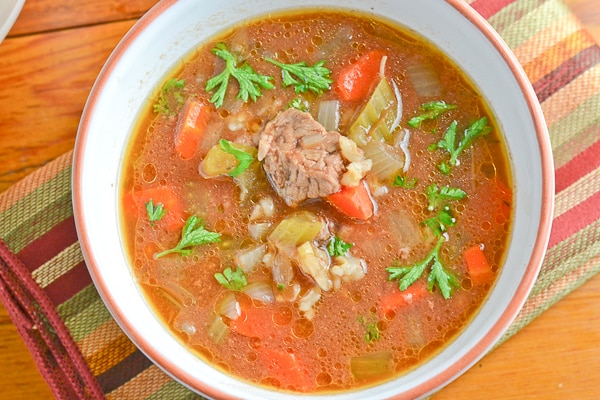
[1,0,599,398]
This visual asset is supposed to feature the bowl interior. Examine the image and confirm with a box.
[73,0,553,398]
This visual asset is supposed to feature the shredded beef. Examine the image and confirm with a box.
[257,109,345,206]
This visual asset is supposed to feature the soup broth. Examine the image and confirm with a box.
[120,9,513,394]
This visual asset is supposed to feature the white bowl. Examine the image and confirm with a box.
[73,0,554,398]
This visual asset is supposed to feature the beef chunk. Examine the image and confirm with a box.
[257,109,345,206]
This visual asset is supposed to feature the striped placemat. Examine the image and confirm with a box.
[1,0,599,398]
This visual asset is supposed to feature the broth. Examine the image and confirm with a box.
[120,9,512,394]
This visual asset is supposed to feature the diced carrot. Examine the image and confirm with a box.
[123,186,185,232]
[379,281,427,317]
[334,50,386,101]
[174,100,210,160]
[256,347,313,391]
[327,180,374,220]
[464,244,494,285]
[228,297,278,339]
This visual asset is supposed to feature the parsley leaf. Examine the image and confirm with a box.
[407,101,456,128]
[265,58,333,95]
[206,43,274,108]
[218,139,254,177]
[214,267,247,291]
[154,216,221,259]
[145,199,167,226]
[423,205,456,237]
[393,175,418,189]
[358,315,381,343]
[386,236,458,299]
[288,97,309,112]
[432,117,491,173]
[327,236,353,257]
[427,184,467,211]
[154,78,185,115]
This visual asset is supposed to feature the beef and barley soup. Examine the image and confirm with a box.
[120,8,513,394]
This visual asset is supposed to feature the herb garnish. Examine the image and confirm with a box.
[214,267,248,291]
[393,176,418,189]
[426,184,467,211]
[407,101,456,128]
[265,58,332,95]
[154,78,185,115]
[145,199,166,226]
[288,97,309,112]
[358,315,381,343]
[206,43,274,108]
[327,236,353,257]
[430,117,491,174]
[219,139,254,177]
[387,236,459,299]
[154,216,221,259]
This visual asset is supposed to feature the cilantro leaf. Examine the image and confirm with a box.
[206,43,274,108]
[265,58,333,95]
[145,199,167,226]
[393,175,418,189]
[427,184,467,211]
[327,236,353,257]
[387,236,458,299]
[214,267,247,291]
[154,216,221,259]
[432,117,491,173]
[154,78,185,115]
[218,139,254,177]
[407,101,456,128]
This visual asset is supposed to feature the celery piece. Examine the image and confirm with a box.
[350,351,393,381]
[200,141,257,177]
[268,212,323,249]
[347,78,397,148]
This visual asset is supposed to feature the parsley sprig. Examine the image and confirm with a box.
[407,101,456,128]
[358,315,381,343]
[153,78,185,115]
[145,199,167,226]
[206,43,274,108]
[214,267,247,291]
[387,236,459,299]
[154,216,221,259]
[327,236,353,257]
[265,58,332,95]
[426,184,467,211]
[219,139,254,177]
[431,117,491,174]
[393,176,418,189]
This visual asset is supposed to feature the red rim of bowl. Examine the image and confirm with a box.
[72,1,555,398]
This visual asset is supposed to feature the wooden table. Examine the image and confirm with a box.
[1,1,599,398]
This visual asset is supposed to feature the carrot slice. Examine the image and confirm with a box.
[464,245,494,285]
[123,186,185,232]
[334,50,386,101]
[379,281,427,316]
[257,347,313,391]
[327,180,374,220]
[174,100,210,160]
[228,296,278,339]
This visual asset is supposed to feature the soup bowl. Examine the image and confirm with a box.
[72,0,554,398]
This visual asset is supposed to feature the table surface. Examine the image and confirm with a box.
[1,1,599,398]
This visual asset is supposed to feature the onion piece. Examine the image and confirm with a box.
[236,244,267,273]
[242,281,275,303]
[406,62,442,98]
[389,80,403,133]
[395,128,411,173]
[207,314,228,344]
[216,292,241,320]
[248,222,272,241]
[317,100,340,131]
[363,140,404,181]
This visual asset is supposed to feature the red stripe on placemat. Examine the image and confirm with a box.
[18,216,78,272]
[45,261,92,306]
[555,136,600,193]
[548,191,600,248]
[97,349,155,394]
[533,45,600,103]
[470,0,517,19]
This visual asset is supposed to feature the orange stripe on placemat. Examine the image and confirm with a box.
[534,45,600,103]
[548,191,600,248]
[85,332,139,376]
[555,138,600,193]
[78,318,126,359]
[17,215,78,273]
[522,30,593,84]
[105,365,173,400]
[97,349,155,394]
[470,0,517,19]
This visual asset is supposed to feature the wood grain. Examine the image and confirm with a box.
[0,0,599,399]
